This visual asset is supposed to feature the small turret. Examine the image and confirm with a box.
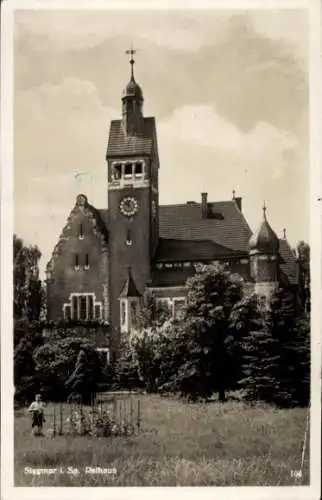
[119,267,142,335]
[249,202,279,255]
[249,203,279,301]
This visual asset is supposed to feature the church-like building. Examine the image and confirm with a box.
[45,53,298,356]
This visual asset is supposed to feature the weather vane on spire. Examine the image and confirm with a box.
[126,45,138,79]
[263,201,267,219]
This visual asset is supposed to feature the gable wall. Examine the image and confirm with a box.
[46,208,109,323]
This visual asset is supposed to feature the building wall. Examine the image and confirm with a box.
[46,206,109,323]
[108,185,153,346]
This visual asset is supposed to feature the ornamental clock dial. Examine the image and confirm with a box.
[119,196,139,217]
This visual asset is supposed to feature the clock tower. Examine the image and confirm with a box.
[106,48,160,345]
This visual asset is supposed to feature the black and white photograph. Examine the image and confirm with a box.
[1,0,321,498]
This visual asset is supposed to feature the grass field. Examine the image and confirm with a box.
[14,394,309,486]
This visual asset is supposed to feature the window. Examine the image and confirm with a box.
[78,223,84,240]
[121,301,126,325]
[64,305,71,321]
[126,229,132,246]
[135,162,143,178]
[74,253,79,270]
[173,298,186,320]
[80,296,87,320]
[88,295,94,320]
[85,253,89,270]
[124,163,132,179]
[95,304,102,320]
[112,164,122,180]
[72,296,78,318]
[63,294,102,322]
[240,258,249,264]
[131,300,139,327]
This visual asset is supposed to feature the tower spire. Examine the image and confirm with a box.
[125,45,137,81]
[263,201,267,220]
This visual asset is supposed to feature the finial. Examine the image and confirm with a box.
[263,201,267,220]
[232,189,236,200]
[283,228,286,239]
[126,45,137,80]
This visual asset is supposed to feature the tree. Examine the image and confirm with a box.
[164,263,245,402]
[229,293,264,389]
[33,336,102,402]
[295,241,310,315]
[113,297,174,392]
[14,338,40,405]
[240,288,310,407]
[13,235,43,323]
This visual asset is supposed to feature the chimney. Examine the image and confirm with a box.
[234,197,242,211]
[232,191,242,211]
[201,192,208,218]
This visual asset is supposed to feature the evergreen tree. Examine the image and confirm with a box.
[240,288,310,407]
[65,349,99,404]
[13,235,43,323]
[164,263,244,402]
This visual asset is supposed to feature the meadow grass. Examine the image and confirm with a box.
[14,394,309,486]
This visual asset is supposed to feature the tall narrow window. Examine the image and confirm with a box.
[72,295,78,319]
[173,298,186,320]
[88,295,94,320]
[135,162,143,178]
[124,163,132,179]
[64,305,71,321]
[74,254,79,269]
[121,301,126,325]
[95,304,102,320]
[85,253,89,269]
[113,164,122,180]
[80,296,87,320]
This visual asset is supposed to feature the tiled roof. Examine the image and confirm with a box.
[154,238,244,262]
[119,269,141,297]
[278,239,298,285]
[106,117,155,157]
[98,204,298,285]
[158,201,252,253]
[151,267,195,287]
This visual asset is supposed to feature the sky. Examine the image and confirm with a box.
[13,7,309,277]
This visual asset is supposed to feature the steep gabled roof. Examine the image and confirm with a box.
[279,238,298,285]
[158,201,252,253]
[47,195,108,271]
[106,117,156,157]
[119,268,141,297]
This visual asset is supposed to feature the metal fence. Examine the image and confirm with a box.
[44,392,141,437]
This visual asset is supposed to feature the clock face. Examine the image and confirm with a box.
[152,200,157,218]
[119,196,139,217]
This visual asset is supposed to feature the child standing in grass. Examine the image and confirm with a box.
[28,394,45,436]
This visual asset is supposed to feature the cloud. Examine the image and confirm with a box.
[14,11,308,135]
[157,104,307,235]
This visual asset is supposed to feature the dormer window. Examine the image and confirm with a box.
[124,163,132,179]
